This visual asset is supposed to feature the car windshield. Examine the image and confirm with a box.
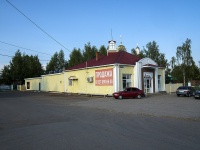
[178,86,188,90]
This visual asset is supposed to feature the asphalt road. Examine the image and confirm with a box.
[0,91,200,150]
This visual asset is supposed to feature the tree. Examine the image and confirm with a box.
[58,50,65,70]
[1,65,11,84]
[99,45,107,56]
[82,42,97,61]
[46,50,65,73]
[1,50,44,84]
[176,38,192,66]
[144,41,168,67]
[171,38,199,84]
[46,52,58,73]
[9,50,23,83]
[175,38,192,85]
[118,44,126,51]
[30,55,44,77]
[131,47,145,58]
[68,48,83,67]
[170,56,176,70]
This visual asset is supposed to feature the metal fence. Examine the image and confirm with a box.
[0,85,11,91]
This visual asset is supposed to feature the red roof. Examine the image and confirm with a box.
[66,51,141,70]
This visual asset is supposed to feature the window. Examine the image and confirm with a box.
[122,74,132,89]
[158,75,161,89]
[68,79,72,86]
[132,88,137,92]
[126,88,131,92]
[27,82,30,89]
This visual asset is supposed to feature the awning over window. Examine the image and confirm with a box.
[69,76,78,80]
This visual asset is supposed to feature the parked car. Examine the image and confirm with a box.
[194,90,200,99]
[176,86,195,97]
[113,87,145,99]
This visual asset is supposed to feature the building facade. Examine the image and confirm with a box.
[25,40,165,95]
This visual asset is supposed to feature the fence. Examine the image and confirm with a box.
[0,85,11,91]
[165,83,183,93]
[17,85,26,91]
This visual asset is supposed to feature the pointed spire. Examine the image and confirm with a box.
[136,44,140,55]
[111,29,113,40]
[120,35,122,45]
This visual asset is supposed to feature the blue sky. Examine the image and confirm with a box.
[0,0,200,70]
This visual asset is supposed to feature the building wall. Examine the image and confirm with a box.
[65,66,115,95]
[25,77,42,91]
[65,65,137,95]
[24,63,166,94]
[119,65,134,91]
[41,73,64,92]
[158,68,165,91]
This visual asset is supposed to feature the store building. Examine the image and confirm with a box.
[25,40,165,95]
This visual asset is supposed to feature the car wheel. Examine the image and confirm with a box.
[137,95,142,99]
[119,95,123,100]
[177,94,180,97]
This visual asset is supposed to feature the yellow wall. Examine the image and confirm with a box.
[65,66,115,95]
[158,68,165,91]
[17,85,26,91]
[25,66,165,94]
[119,66,134,90]
[65,65,136,95]
[25,77,41,90]
[41,73,64,92]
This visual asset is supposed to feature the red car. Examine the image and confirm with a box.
[113,87,145,99]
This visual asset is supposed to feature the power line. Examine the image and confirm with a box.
[0,40,52,56]
[0,53,12,57]
[5,0,71,53]
[0,53,50,61]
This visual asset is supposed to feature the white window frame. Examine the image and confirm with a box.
[122,74,132,90]
[158,75,161,90]
[68,79,72,86]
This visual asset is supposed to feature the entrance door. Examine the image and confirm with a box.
[144,78,152,93]
[73,80,78,93]
[143,72,153,93]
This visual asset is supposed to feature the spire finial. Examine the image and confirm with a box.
[120,35,122,45]
[111,29,113,40]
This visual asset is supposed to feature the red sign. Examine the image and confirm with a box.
[95,68,113,86]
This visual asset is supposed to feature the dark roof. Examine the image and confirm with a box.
[66,51,141,71]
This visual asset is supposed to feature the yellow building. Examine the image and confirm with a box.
[25,73,64,92]
[25,40,165,95]
[25,77,42,91]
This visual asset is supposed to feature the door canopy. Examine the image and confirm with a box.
[138,58,157,67]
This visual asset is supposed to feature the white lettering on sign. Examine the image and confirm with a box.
[95,70,112,78]
[144,72,153,79]
[95,68,113,86]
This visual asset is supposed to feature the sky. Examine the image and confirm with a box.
[0,0,200,70]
